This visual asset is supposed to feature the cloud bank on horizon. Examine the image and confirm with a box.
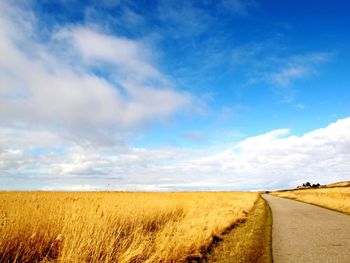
[0,0,349,190]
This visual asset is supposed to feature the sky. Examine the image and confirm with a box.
[0,0,349,191]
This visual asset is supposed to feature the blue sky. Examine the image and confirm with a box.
[0,0,349,190]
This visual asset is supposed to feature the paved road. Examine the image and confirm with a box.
[263,194,350,263]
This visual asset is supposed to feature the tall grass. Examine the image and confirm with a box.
[273,187,350,214]
[0,192,258,262]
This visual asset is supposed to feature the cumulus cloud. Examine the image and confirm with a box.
[55,27,164,82]
[1,117,349,190]
[0,1,192,144]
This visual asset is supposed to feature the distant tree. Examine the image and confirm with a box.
[312,183,321,188]
[303,182,311,187]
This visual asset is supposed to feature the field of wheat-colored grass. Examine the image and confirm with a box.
[273,187,350,214]
[0,191,258,263]
[326,181,350,188]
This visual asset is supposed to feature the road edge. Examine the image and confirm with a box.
[263,195,273,263]
[205,195,273,263]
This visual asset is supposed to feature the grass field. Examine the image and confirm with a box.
[273,187,350,214]
[0,192,258,262]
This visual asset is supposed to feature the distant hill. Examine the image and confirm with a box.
[270,180,350,193]
[326,181,350,188]
[294,180,350,190]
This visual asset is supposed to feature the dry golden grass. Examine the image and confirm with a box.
[326,181,350,188]
[273,187,350,214]
[0,191,258,263]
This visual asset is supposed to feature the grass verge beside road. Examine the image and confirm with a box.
[207,196,272,263]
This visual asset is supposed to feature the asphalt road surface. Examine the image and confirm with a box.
[263,194,350,263]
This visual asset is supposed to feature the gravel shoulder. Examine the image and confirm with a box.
[263,194,350,263]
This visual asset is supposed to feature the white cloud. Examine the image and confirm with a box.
[1,117,349,190]
[55,27,164,82]
[0,1,192,143]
